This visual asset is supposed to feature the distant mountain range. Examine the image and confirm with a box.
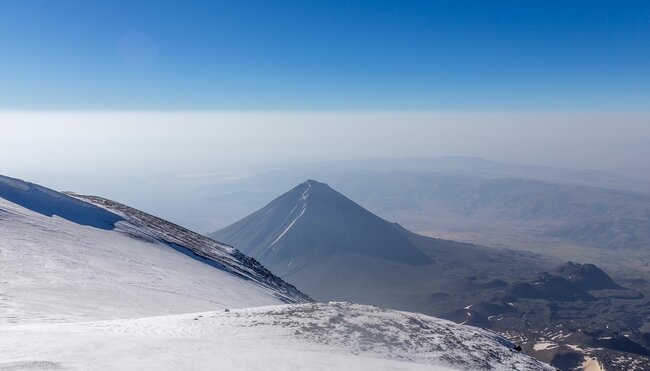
[106,156,650,236]
[212,180,650,370]
[185,159,650,253]
[318,171,650,251]
[317,156,650,193]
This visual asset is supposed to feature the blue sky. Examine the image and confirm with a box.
[1,0,649,110]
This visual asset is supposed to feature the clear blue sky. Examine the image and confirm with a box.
[1,0,649,110]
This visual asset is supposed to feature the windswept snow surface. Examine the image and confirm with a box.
[0,302,553,371]
[0,175,121,230]
[68,193,308,304]
[0,176,551,370]
[0,175,306,324]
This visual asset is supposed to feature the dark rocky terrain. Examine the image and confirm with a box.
[442,262,650,370]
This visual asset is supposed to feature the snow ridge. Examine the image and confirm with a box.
[68,193,310,304]
[0,174,122,230]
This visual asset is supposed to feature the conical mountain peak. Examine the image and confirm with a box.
[281,180,363,216]
[292,179,335,199]
[302,179,326,187]
[210,181,529,308]
[211,181,433,275]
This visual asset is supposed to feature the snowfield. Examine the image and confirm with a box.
[0,175,552,370]
[0,175,306,324]
[1,302,552,371]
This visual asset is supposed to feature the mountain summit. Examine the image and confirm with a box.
[213,180,432,276]
[211,180,537,305]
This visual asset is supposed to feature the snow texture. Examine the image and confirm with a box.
[0,175,551,370]
[0,302,553,371]
[0,175,122,230]
[0,175,306,324]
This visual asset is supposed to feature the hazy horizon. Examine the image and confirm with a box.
[3,111,650,182]
[3,1,649,196]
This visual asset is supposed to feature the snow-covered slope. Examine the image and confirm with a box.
[0,174,307,324]
[0,175,552,370]
[1,302,553,371]
[69,192,308,303]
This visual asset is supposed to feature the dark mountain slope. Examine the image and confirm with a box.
[551,262,623,291]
